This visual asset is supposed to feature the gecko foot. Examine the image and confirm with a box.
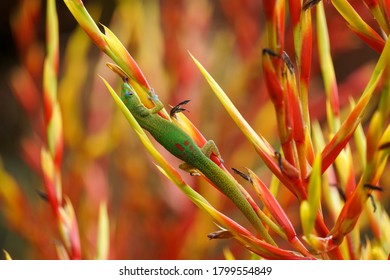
[148,88,159,102]
[202,140,224,163]
[179,162,200,176]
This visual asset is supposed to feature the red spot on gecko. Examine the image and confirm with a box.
[184,140,190,146]
[175,143,185,152]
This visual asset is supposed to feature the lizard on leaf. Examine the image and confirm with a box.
[119,77,274,244]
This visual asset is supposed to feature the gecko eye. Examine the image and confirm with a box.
[125,91,133,97]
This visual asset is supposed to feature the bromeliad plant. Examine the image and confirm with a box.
[1,0,389,259]
[61,0,390,259]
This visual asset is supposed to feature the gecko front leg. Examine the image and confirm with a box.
[179,140,224,176]
[146,88,164,114]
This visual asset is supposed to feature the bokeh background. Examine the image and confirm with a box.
[0,0,388,259]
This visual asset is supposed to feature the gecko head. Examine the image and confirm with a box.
[121,82,135,99]
[121,81,143,109]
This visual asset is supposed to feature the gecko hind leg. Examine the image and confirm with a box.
[201,140,224,163]
[179,162,200,176]
[178,140,224,175]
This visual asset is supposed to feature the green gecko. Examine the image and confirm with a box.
[120,79,273,243]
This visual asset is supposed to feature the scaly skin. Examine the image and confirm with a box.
[121,82,273,243]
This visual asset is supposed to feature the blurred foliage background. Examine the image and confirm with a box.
[0,0,388,259]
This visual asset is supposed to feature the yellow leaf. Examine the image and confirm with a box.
[96,202,109,260]
[3,250,12,260]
